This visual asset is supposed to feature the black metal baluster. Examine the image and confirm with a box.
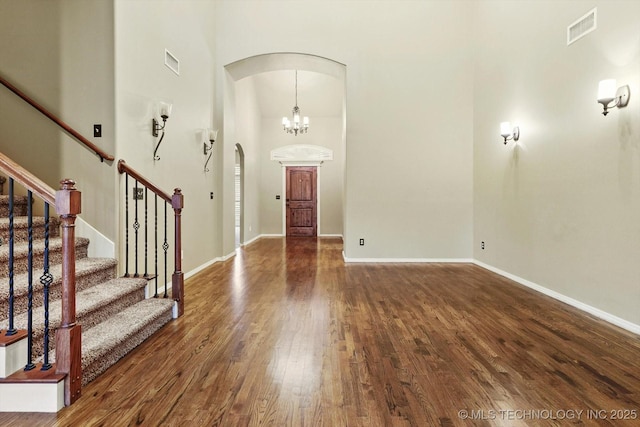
[154,194,159,297]
[40,203,53,370]
[133,180,140,277]
[163,201,169,298]
[124,173,130,277]
[6,179,16,336]
[144,187,148,278]
[25,191,35,371]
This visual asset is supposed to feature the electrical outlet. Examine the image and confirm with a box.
[210,192,214,199]
[359,238,364,246]
[481,241,485,250]
[133,188,144,200]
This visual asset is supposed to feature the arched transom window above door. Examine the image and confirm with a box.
[270,144,333,166]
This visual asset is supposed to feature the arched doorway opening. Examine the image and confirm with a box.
[235,143,245,248]
[222,53,346,254]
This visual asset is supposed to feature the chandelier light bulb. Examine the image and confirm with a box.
[282,70,309,136]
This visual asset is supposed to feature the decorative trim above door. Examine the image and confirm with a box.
[270,144,333,166]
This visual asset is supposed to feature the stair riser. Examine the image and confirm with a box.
[0,203,29,218]
[0,221,61,244]
[0,241,88,278]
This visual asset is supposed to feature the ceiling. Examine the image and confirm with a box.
[250,70,344,118]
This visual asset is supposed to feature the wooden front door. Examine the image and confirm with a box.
[286,167,317,237]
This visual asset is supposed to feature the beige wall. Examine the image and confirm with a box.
[216,0,475,260]
[473,0,640,326]
[0,0,62,186]
[232,74,344,241]
[0,0,115,238]
[4,0,638,330]
[114,0,217,273]
[259,116,344,236]
[234,77,262,243]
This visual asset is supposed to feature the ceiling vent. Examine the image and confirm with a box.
[164,49,180,76]
[567,8,597,45]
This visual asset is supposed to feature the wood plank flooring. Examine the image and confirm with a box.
[1,237,639,426]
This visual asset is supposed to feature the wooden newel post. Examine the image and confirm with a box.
[171,188,184,317]
[54,179,82,406]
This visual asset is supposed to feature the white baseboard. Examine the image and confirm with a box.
[76,217,115,258]
[172,301,179,319]
[473,260,640,336]
[222,251,236,262]
[184,258,218,280]
[183,251,236,282]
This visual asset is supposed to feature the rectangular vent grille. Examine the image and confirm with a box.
[567,8,597,45]
[164,49,180,75]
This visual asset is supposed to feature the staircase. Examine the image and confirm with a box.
[0,193,174,412]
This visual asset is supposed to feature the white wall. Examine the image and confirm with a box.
[216,0,475,260]
[474,0,640,326]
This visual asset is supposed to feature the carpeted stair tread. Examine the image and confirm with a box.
[0,216,61,241]
[0,195,29,217]
[72,298,173,385]
[0,202,176,387]
[0,257,118,322]
[3,277,148,339]
[0,237,89,277]
[0,236,89,263]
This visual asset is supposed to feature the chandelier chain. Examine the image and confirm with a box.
[282,69,309,136]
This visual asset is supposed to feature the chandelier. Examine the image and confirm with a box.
[281,70,309,136]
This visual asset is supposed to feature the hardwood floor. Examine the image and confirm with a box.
[1,237,639,426]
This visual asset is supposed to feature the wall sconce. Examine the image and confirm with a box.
[203,129,217,172]
[152,102,172,160]
[597,79,630,116]
[500,122,520,144]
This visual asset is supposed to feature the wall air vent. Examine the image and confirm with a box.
[567,8,597,46]
[164,49,180,76]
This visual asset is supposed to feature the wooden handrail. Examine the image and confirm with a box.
[0,74,115,163]
[117,160,172,204]
[0,151,55,205]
